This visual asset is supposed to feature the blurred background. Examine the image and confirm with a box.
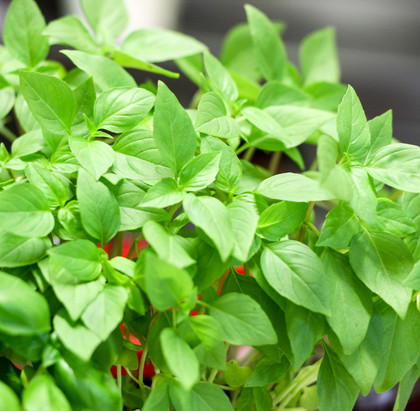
[0,0,419,409]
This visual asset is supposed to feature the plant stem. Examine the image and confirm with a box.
[305,221,320,237]
[268,151,282,175]
[208,368,219,383]
[297,201,315,242]
[215,384,237,391]
[117,365,122,392]
[0,126,17,142]
[243,146,256,162]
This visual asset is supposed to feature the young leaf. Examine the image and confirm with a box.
[245,357,289,387]
[189,315,223,350]
[245,5,287,81]
[153,82,197,174]
[257,201,308,241]
[183,194,234,261]
[22,375,71,411]
[160,328,200,390]
[321,250,372,354]
[143,221,195,268]
[3,0,49,66]
[80,0,128,41]
[300,27,340,85]
[0,271,50,336]
[0,87,15,119]
[349,230,413,318]
[257,173,336,202]
[317,203,361,249]
[365,143,420,193]
[47,240,102,283]
[209,293,277,346]
[20,71,77,137]
[337,86,371,162]
[81,284,128,340]
[179,152,221,191]
[142,253,194,311]
[256,81,309,109]
[0,381,20,411]
[195,92,239,138]
[0,232,51,268]
[0,183,54,237]
[62,50,136,90]
[122,28,206,63]
[43,16,99,54]
[227,197,259,262]
[261,241,331,316]
[140,178,185,208]
[76,169,120,244]
[317,347,359,411]
[365,110,393,161]
[203,52,238,102]
[190,383,233,411]
[72,77,96,132]
[93,87,155,133]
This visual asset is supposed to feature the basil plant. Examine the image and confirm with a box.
[0,0,419,410]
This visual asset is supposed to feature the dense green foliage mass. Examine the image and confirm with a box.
[0,0,419,410]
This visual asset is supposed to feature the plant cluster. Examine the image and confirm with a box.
[0,0,419,410]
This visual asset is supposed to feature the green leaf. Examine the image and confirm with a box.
[122,28,206,63]
[143,221,195,268]
[0,271,50,336]
[317,347,359,411]
[77,168,120,244]
[47,240,102,283]
[200,136,242,192]
[203,52,238,101]
[337,86,371,162]
[365,143,420,192]
[25,164,68,209]
[257,173,336,202]
[160,328,200,390]
[94,87,155,133]
[373,198,417,237]
[81,0,128,41]
[72,76,96,132]
[195,92,239,138]
[189,315,223,350]
[300,27,340,85]
[154,82,197,174]
[53,311,102,361]
[227,197,259,262]
[22,375,71,411]
[321,250,372,354]
[0,183,54,237]
[393,365,420,411]
[43,15,99,54]
[0,87,15,119]
[81,284,127,340]
[256,82,309,109]
[257,201,307,241]
[141,178,184,208]
[209,293,277,346]
[317,134,338,180]
[0,232,50,268]
[366,110,393,160]
[349,230,413,318]
[3,0,49,66]
[179,152,221,191]
[20,71,77,137]
[143,378,171,411]
[189,383,233,411]
[142,252,194,310]
[374,302,420,393]
[11,129,44,158]
[305,81,347,112]
[317,203,361,249]
[62,50,136,90]
[0,380,21,411]
[245,357,289,387]
[261,241,331,315]
[224,359,252,387]
[405,260,420,290]
[183,194,234,261]
[245,5,287,81]
[69,136,114,180]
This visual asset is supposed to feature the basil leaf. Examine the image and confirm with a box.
[72,76,96,132]
[261,241,331,316]
[0,183,54,237]
[190,383,233,411]
[154,82,197,174]
[300,27,340,85]
[3,0,49,66]
[94,87,155,133]
[69,136,114,180]
[209,293,277,346]
[365,143,420,193]
[404,260,420,290]
[0,271,50,336]
[77,169,120,244]
[257,173,336,202]
[349,230,413,318]
[0,381,20,411]
[189,315,223,351]
[256,82,309,108]
[141,178,185,208]
[183,194,234,262]
[365,110,393,161]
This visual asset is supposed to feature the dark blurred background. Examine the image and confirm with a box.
[0,0,418,409]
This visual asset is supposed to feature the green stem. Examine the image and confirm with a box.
[117,365,122,392]
[297,202,315,242]
[268,151,282,175]
[305,221,320,237]
[215,384,237,391]
[0,126,17,142]
[243,146,256,162]
[207,368,219,383]
[235,143,251,156]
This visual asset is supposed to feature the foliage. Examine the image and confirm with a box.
[0,0,419,410]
